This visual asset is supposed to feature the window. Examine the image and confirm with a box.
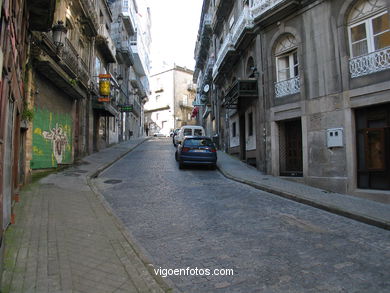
[95,57,101,83]
[232,122,236,137]
[274,34,300,97]
[248,112,253,136]
[182,95,188,106]
[184,129,192,136]
[194,129,203,136]
[276,51,298,82]
[348,0,389,57]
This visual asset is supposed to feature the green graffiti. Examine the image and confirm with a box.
[31,108,73,169]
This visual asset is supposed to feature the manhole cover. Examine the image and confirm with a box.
[104,179,122,184]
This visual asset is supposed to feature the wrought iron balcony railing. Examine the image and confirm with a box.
[212,33,234,78]
[96,24,116,62]
[231,6,253,45]
[275,76,300,98]
[79,0,99,36]
[349,47,390,78]
[63,38,79,74]
[78,57,90,87]
[251,0,286,20]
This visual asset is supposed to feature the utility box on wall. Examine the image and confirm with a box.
[326,128,343,148]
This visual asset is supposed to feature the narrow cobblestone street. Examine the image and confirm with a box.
[94,138,390,293]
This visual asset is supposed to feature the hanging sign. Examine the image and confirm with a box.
[99,74,111,99]
[98,97,110,102]
[119,104,134,112]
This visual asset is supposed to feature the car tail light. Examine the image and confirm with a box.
[210,148,217,153]
[182,147,190,152]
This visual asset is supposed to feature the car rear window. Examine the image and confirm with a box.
[183,129,192,136]
[183,138,214,147]
[194,129,203,136]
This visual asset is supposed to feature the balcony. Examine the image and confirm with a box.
[130,35,148,76]
[78,58,90,87]
[213,0,234,33]
[96,24,116,63]
[179,100,192,108]
[275,76,300,98]
[231,7,254,47]
[116,39,134,66]
[251,0,299,25]
[212,33,234,79]
[187,84,197,92]
[202,57,215,85]
[194,13,213,69]
[28,0,56,31]
[62,38,79,77]
[79,0,99,37]
[130,67,147,97]
[31,34,87,100]
[121,8,137,35]
[224,80,258,109]
[349,47,390,78]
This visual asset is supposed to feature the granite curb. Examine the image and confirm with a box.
[86,138,176,292]
[216,158,390,231]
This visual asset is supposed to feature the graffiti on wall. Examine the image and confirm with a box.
[31,108,72,169]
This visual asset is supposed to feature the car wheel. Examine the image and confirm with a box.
[179,161,184,169]
[210,164,217,170]
[175,152,178,161]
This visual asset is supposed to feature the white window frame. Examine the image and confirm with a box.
[348,10,389,58]
[275,50,298,82]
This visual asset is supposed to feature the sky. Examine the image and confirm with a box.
[146,0,204,73]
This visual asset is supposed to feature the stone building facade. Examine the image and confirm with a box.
[194,0,390,203]
[0,0,31,269]
[145,65,197,136]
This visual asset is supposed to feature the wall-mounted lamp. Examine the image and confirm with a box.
[249,66,260,79]
[52,21,67,47]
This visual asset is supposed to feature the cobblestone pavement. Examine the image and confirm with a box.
[1,138,168,293]
[94,138,390,293]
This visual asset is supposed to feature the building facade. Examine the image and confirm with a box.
[194,0,390,203]
[145,65,197,136]
[0,0,31,271]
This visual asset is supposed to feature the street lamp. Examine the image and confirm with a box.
[52,21,67,47]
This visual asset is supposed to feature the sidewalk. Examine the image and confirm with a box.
[1,137,171,293]
[217,151,390,230]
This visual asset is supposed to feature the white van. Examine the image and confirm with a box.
[174,125,205,146]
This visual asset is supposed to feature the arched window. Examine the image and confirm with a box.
[348,0,389,57]
[246,57,255,78]
[274,34,300,97]
[274,34,298,82]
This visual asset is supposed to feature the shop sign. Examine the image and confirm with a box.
[99,74,111,97]
[98,97,110,102]
[119,104,133,112]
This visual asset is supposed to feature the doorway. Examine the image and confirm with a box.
[356,104,390,190]
[279,119,303,176]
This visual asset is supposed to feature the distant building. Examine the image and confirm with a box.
[145,65,197,136]
[194,0,390,202]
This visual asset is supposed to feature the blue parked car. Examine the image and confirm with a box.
[175,136,217,169]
